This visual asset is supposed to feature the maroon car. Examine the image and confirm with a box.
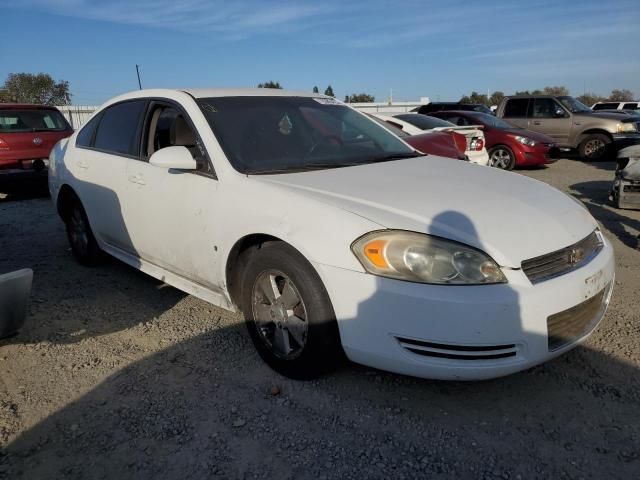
[0,104,73,188]
[430,110,558,169]
[368,115,467,160]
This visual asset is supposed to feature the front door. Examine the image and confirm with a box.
[526,98,572,145]
[121,102,222,291]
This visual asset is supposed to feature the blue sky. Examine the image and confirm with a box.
[1,0,639,105]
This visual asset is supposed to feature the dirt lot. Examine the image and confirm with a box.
[1,159,639,479]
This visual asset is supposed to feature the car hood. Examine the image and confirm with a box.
[581,111,630,121]
[254,157,597,268]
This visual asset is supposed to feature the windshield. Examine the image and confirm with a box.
[558,96,591,113]
[0,109,70,133]
[395,114,455,130]
[197,96,417,174]
[468,112,515,129]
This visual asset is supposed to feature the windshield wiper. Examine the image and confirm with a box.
[370,152,425,162]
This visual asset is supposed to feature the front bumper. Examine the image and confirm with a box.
[314,240,615,380]
[612,133,640,150]
[517,144,556,166]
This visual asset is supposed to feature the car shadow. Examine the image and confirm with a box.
[2,209,636,479]
[569,180,640,249]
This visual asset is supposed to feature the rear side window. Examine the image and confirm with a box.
[503,99,529,117]
[623,103,638,110]
[76,113,102,147]
[94,101,146,156]
[592,102,620,110]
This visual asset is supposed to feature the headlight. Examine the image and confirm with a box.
[514,135,536,146]
[351,230,507,285]
[617,122,638,133]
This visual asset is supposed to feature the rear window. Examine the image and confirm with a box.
[0,109,70,133]
[93,101,146,156]
[592,102,620,110]
[395,114,455,130]
[503,99,529,117]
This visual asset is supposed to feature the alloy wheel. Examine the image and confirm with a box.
[490,148,512,169]
[583,139,606,159]
[251,270,308,359]
[69,207,89,256]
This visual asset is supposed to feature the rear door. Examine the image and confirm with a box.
[501,98,529,128]
[527,98,571,145]
[70,100,146,252]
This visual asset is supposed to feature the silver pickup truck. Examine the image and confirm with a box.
[496,95,640,160]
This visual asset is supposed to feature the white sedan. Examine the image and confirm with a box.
[49,88,614,380]
[371,112,490,166]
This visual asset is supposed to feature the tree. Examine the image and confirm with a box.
[489,91,505,107]
[577,92,605,106]
[324,85,334,97]
[347,93,375,103]
[2,72,71,105]
[542,86,569,96]
[460,91,489,106]
[609,89,634,101]
[257,81,282,89]
[312,86,319,93]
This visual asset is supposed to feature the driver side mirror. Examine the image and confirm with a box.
[149,146,197,170]
[553,107,567,118]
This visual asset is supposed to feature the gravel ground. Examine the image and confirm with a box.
[1,159,639,479]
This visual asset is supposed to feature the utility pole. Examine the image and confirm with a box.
[136,64,143,90]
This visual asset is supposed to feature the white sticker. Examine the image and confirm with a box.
[313,97,342,105]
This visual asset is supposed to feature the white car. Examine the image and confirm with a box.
[371,113,490,166]
[49,88,615,381]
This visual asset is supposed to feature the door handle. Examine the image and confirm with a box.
[532,121,542,125]
[127,174,146,185]
[76,160,89,169]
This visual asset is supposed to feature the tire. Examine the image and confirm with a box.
[578,134,611,161]
[64,199,103,266]
[489,145,516,170]
[240,242,342,379]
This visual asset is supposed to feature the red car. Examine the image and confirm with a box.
[0,104,74,187]
[430,110,558,169]
[369,115,467,160]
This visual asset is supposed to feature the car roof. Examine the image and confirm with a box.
[109,88,325,103]
[0,103,60,110]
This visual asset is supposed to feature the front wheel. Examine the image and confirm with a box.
[240,242,342,379]
[489,146,516,170]
[578,134,611,161]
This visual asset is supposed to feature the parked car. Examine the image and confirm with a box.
[431,110,558,169]
[592,101,639,111]
[372,113,489,166]
[368,114,467,160]
[49,88,615,381]
[496,95,640,160]
[0,104,74,189]
[413,102,494,115]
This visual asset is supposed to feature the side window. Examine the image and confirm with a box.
[75,112,102,147]
[592,102,619,110]
[532,98,559,118]
[623,103,638,110]
[503,99,529,118]
[94,100,146,156]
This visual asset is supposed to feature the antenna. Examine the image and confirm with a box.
[136,64,143,90]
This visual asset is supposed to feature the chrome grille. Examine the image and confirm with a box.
[547,285,609,351]
[521,231,603,284]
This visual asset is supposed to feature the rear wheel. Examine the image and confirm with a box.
[489,146,516,170]
[65,200,102,266]
[240,242,342,379]
[578,134,611,161]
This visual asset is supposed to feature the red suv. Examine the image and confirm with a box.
[430,110,558,169]
[0,104,74,186]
